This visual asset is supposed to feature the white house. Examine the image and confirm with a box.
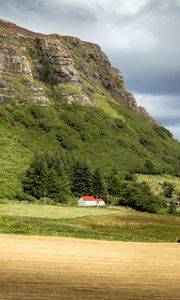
[78,196,105,207]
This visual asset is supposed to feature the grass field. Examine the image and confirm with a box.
[0,203,180,242]
[0,202,117,219]
[0,235,180,300]
[138,174,180,194]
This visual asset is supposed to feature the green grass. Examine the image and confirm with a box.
[93,91,124,120]
[0,202,117,219]
[138,174,180,194]
[0,204,180,242]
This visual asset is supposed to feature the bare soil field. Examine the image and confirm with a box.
[0,235,180,300]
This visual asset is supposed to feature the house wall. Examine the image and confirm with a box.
[78,198,97,207]
[98,201,105,206]
[86,201,98,206]
[78,198,86,206]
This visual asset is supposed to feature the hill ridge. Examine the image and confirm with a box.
[0,18,151,119]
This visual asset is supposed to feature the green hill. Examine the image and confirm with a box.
[0,19,179,199]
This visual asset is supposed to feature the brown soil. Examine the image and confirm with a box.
[0,19,49,38]
[0,235,180,300]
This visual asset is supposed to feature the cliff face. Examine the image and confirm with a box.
[0,19,149,116]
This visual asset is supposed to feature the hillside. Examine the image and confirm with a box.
[138,174,180,194]
[0,19,180,198]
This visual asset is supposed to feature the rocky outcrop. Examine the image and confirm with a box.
[0,19,150,119]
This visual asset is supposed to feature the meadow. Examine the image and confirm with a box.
[0,202,180,242]
[0,202,116,219]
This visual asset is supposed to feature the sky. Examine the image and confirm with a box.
[0,0,180,140]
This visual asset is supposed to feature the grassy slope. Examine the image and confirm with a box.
[0,204,180,242]
[138,174,180,194]
[0,100,179,198]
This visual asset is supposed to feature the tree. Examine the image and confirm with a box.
[93,168,107,199]
[23,153,49,199]
[46,168,70,203]
[168,201,176,215]
[71,161,93,196]
[107,169,121,196]
[162,182,175,198]
[22,152,70,202]
[118,181,165,213]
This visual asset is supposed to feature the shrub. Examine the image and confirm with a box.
[144,159,157,175]
[0,106,9,121]
[16,192,37,203]
[13,110,33,128]
[30,106,45,119]
[61,111,84,132]
[139,135,151,147]
[168,201,177,215]
[118,182,165,213]
[153,125,173,138]
[39,197,55,204]
[124,173,136,181]
[113,118,125,130]
[162,182,175,198]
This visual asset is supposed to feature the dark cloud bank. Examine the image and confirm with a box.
[0,0,179,140]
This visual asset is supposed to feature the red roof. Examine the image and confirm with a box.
[81,196,96,201]
[95,198,104,202]
[81,196,104,202]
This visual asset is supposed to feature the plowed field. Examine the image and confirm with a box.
[0,235,180,299]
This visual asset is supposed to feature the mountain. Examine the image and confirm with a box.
[0,19,179,198]
[0,18,146,111]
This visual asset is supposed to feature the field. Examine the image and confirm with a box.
[0,203,180,242]
[0,234,180,300]
[0,202,116,219]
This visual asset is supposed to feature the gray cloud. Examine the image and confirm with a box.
[135,94,180,139]
[0,0,180,139]
[0,0,98,35]
[109,52,180,95]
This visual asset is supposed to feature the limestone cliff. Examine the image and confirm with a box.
[0,19,149,117]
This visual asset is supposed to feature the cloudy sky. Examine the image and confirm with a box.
[0,0,180,140]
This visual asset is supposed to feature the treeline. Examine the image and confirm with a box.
[18,152,167,213]
[106,170,166,213]
[21,152,106,203]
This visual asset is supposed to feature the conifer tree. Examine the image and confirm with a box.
[23,153,49,199]
[93,168,106,198]
[46,168,70,203]
[71,161,93,196]
[22,152,71,202]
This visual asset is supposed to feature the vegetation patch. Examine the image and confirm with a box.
[138,174,180,194]
[0,101,179,199]
[0,206,180,242]
[0,203,116,219]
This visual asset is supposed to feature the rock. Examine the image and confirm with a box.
[0,18,152,119]
[137,106,155,121]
